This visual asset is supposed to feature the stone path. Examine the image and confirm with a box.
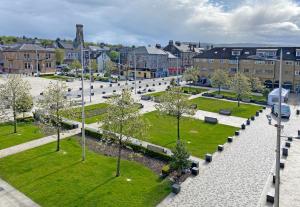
[0,128,81,159]
[0,179,39,207]
[158,108,279,207]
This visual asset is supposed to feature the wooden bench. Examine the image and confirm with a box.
[204,116,218,124]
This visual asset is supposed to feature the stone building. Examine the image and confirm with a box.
[126,45,169,78]
[2,43,56,74]
[193,47,300,92]
[164,40,203,69]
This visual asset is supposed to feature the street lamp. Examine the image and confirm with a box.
[80,43,86,161]
[265,49,283,207]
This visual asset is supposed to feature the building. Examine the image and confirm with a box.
[54,24,84,65]
[126,45,169,78]
[193,47,300,92]
[2,43,56,74]
[166,51,183,76]
[164,40,203,69]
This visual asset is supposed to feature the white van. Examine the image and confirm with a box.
[272,103,291,119]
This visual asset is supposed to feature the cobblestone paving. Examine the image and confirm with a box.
[159,108,278,207]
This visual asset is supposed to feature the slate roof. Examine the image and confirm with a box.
[145,46,168,55]
[3,43,55,52]
[193,47,300,61]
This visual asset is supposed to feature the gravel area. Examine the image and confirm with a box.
[158,108,277,207]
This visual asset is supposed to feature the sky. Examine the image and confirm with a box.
[1,0,300,46]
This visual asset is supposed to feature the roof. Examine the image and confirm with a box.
[57,41,74,49]
[3,43,55,52]
[165,51,177,59]
[193,47,300,61]
[88,45,110,51]
[269,88,289,96]
[145,46,167,55]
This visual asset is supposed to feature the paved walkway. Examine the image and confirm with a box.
[0,179,39,207]
[0,128,81,159]
[158,108,280,207]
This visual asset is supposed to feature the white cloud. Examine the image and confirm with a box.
[0,0,300,45]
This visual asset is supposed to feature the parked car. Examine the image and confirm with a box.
[148,88,156,92]
[272,103,291,119]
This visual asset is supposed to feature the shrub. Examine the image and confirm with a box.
[162,165,171,175]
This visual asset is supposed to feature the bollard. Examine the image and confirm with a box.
[227,136,233,143]
[205,154,212,162]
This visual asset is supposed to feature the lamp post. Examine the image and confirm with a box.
[274,48,283,207]
[134,49,137,94]
[176,54,179,84]
[80,43,86,161]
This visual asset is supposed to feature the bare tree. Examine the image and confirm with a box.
[155,86,195,142]
[230,73,251,107]
[0,75,32,133]
[37,81,74,151]
[211,69,229,94]
[102,89,148,177]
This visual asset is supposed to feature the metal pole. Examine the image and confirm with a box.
[81,44,86,161]
[275,49,283,207]
[89,50,92,103]
[176,55,179,84]
[36,48,38,76]
[118,52,121,79]
[134,49,137,94]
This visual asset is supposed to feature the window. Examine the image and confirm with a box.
[265,69,273,74]
[296,50,300,57]
[220,59,225,64]
[296,61,300,66]
[46,53,51,59]
[255,61,265,65]
[285,61,293,65]
[46,62,52,68]
[232,51,241,56]
[295,70,300,76]
[24,62,31,69]
[266,61,274,65]
[255,69,263,75]
[244,51,250,55]
[243,68,249,73]
[229,68,237,73]
[208,59,214,63]
[229,59,238,64]
[24,53,30,59]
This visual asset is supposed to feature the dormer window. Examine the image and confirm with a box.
[245,51,250,55]
[232,51,241,56]
[296,49,300,57]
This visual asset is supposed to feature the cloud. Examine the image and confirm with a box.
[0,0,300,45]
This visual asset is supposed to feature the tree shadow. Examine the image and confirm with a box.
[18,160,81,188]
[66,176,116,205]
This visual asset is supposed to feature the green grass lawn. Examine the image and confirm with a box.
[181,87,208,94]
[0,137,170,207]
[190,97,263,118]
[211,91,267,102]
[141,111,238,158]
[70,103,109,124]
[0,121,45,150]
[42,75,74,81]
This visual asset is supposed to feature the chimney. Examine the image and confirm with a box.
[155,44,161,49]
[74,24,84,48]
[175,41,181,46]
[169,40,174,46]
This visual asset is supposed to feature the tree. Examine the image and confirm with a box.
[230,73,251,107]
[170,141,191,178]
[55,49,65,66]
[16,93,33,118]
[108,50,120,62]
[211,69,229,94]
[155,86,195,142]
[0,75,32,133]
[70,59,82,76]
[102,89,148,177]
[183,67,199,89]
[90,59,98,72]
[249,76,264,92]
[105,60,117,77]
[37,81,74,151]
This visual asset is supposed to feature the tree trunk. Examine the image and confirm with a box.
[218,85,221,94]
[13,97,17,133]
[177,114,180,142]
[56,127,60,151]
[116,139,122,177]
[237,94,240,107]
